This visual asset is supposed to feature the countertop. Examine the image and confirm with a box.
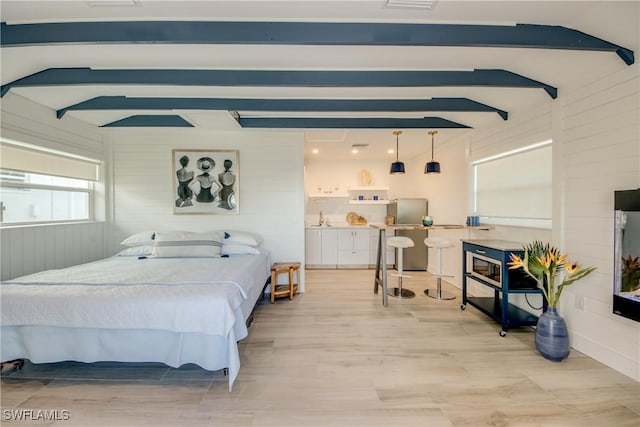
[306,223,494,231]
[370,223,493,231]
[461,239,527,251]
[305,224,371,229]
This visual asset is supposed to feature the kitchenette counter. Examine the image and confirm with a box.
[306,223,494,230]
[460,239,527,252]
[370,223,493,231]
[305,224,372,229]
[372,223,493,307]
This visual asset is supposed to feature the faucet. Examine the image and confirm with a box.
[319,211,325,226]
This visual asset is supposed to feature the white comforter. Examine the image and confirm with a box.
[2,256,262,337]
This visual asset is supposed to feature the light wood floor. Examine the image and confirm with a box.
[2,269,639,426]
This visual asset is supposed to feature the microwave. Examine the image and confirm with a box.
[467,251,537,289]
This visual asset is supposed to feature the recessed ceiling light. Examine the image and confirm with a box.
[311,148,319,154]
[352,149,359,154]
[388,149,395,154]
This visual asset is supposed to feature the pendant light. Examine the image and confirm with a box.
[425,130,441,174]
[390,130,406,174]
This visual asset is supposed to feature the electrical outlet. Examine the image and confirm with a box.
[575,295,585,310]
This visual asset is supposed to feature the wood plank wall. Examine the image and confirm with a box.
[0,222,106,281]
[109,130,306,282]
[1,94,108,282]
[560,64,640,381]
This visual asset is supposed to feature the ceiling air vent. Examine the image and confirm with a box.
[385,0,437,9]
[86,0,141,7]
[352,144,370,148]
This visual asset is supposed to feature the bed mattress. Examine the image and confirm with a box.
[1,252,271,390]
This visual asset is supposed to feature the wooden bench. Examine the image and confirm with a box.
[270,262,300,303]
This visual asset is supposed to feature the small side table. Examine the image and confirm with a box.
[270,262,300,303]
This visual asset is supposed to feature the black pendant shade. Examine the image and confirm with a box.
[425,160,440,173]
[390,130,405,174]
[425,130,441,174]
[390,161,406,174]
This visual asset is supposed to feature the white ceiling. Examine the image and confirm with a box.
[1,0,638,161]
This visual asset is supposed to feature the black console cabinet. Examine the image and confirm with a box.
[461,240,547,336]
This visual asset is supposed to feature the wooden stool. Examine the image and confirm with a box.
[270,262,300,303]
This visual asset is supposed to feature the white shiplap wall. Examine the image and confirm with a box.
[407,63,640,381]
[0,222,106,281]
[560,64,640,381]
[0,94,107,281]
[469,103,552,162]
[108,128,306,288]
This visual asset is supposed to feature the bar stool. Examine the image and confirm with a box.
[424,237,456,300]
[270,262,300,303]
[387,236,415,299]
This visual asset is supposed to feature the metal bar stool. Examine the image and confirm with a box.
[424,237,456,300]
[387,236,415,299]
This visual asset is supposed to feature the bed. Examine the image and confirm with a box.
[0,230,271,391]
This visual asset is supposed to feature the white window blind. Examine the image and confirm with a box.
[473,142,552,220]
[0,144,99,181]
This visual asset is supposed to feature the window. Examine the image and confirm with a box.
[0,141,99,225]
[472,140,552,228]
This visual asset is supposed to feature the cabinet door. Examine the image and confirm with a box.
[352,229,370,251]
[337,229,354,251]
[320,229,338,265]
[337,229,370,266]
[338,229,369,251]
[305,229,322,265]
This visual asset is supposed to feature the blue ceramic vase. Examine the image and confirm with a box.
[535,307,570,361]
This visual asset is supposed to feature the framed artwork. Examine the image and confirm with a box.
[172,149,239,214]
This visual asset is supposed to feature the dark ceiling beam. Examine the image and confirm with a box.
[235,117,471,129]
[56,96,508,120]
[0,21,633,65]
[1,68,557,99]
[100,115,193,127]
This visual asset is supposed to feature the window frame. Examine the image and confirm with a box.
[0,170,95,226]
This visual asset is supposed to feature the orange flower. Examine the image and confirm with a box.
[563,260,581,275]
[538,253,552,269]
[508,253,524,270]
[557,253,567,265]
[512,241,596,307]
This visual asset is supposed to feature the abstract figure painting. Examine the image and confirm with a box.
[172,149,239,214]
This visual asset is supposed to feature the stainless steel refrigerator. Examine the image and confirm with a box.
[387,198,428,271]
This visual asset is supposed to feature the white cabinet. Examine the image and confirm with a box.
[337,228,371,267]
[305,228,338,268]
[305,227,394,269]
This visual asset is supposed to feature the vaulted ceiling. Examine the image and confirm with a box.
[1,0,638,160]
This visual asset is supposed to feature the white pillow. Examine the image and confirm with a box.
[223,230,264,247]
[115,246,154,257]
[152,231,223,258]
[222,244,260,256]
[120,231,156,247]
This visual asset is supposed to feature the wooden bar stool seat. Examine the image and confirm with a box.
[270,262,300,303]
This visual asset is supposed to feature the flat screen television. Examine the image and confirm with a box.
[613,189,640,322]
